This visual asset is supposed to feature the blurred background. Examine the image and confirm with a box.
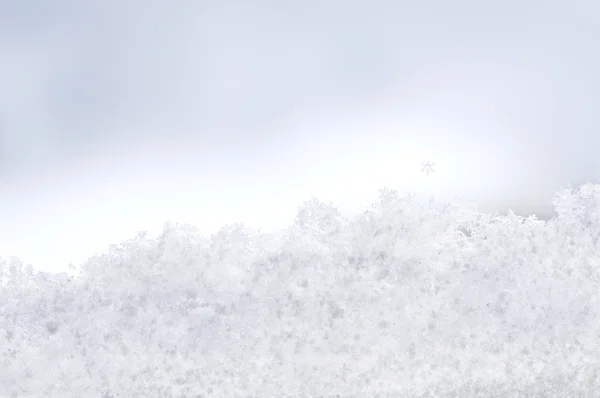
[1,0,600,272]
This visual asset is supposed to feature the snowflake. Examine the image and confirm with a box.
[421,162,435,176]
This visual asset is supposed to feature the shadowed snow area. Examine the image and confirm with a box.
[2,184,600,396]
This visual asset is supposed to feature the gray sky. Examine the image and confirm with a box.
[1,1,600,272]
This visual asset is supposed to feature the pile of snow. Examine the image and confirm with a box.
[2,184,600,397]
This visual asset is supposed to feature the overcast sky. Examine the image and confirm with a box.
[1,1,600,272]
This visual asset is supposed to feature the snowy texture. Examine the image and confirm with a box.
[2,184,600,397]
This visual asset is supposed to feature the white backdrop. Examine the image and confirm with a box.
[1,1,599,272]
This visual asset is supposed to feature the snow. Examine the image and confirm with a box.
[2,184,600,396]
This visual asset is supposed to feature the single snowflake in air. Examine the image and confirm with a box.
[421,162,435,176]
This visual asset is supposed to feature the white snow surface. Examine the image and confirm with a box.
[2,184,600,397]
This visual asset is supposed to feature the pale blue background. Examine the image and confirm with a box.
[1,1,599,271]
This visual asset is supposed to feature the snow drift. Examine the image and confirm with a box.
[2,184,600,397]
